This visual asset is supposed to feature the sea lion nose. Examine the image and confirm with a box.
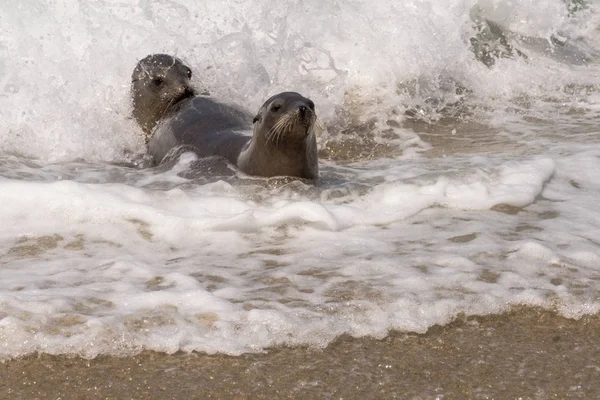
[299,105,307,115]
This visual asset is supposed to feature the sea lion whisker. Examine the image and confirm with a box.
[279,117,293,145]
[267,116,284,136]
[266,124,279,144]
[139,62,153,81]
[279,114,297,145]
[272,125,284,146]
[267,128,279,145]
[268,115,290,146]
[266,129,275,144]
[313,116,323,136]
[283,117,295,140]
[159,97,177,121]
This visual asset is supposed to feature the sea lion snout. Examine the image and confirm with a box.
[295,101,315,128]
[171,85,195,101]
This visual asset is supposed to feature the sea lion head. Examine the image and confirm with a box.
[131,54,196,136]
[253,92,317,147]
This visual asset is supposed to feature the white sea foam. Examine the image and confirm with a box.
[0,0,599,359]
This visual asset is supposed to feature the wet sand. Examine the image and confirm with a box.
[2,307,599,399]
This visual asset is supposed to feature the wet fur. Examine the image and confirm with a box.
[131,54,318,179]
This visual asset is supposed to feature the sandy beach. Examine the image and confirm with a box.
[2,307,599,399]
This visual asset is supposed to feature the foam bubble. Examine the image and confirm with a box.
[1,0,600,360]
[1,0,598,162]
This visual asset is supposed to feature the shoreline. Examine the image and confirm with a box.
[2,307,599,399]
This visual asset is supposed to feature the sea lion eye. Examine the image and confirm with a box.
[186,68,192,79]
[152,78,164,87]
[271,104,281,112]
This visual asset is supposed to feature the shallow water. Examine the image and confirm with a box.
[0,0,599,359]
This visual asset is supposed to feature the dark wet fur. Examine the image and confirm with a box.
[131,54,318,180]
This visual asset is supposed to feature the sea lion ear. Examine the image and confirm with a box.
[252,113,260,124]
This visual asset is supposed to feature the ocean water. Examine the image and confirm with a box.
[0,0,599,359]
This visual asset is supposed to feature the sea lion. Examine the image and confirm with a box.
[131,54,318,180]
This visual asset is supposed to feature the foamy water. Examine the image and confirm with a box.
[0,0,599,359]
